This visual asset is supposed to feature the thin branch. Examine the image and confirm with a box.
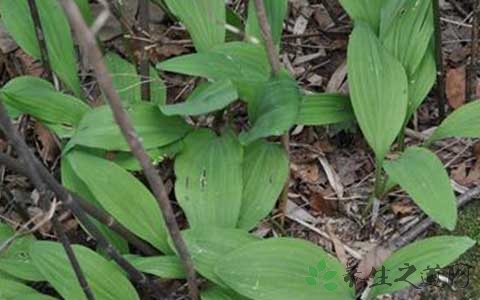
[59,1,199,299]
[466,0,480,102]
[253,0,282,75]
[433,0,446,122]
[52,217,95,300]
[0,101,148,286]
[0,152,158,256]
[253,0,291,225]
[26,0,53,81]
[389,186,480,250]
[0,104,95,299]
[138,0,151,100]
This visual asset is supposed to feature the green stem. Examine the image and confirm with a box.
[373,158,385,198]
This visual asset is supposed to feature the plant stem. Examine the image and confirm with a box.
[59,1,199,298]
[253,0,281,76]
[52,217,96,300]
[26,0,53,81]
[432,0,446,122]
[138,0,151,101]
[373,158,385,198]
[0,101,148,286]
[0,152,159,256]
[253,0,291,225]
[466,0,480,102]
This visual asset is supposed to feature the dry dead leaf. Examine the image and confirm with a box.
[327,223,349,268]
[326,60,347,93]
[309,190,337,216]
[446,67,466,109]
[291,163,321,183]
[15,49,43,77]
[318,155,344,198]
[356,245,392,279]
[391,201,416,215]
[151,44,188,60]
[314,5,334,30]
[34,122,59,162]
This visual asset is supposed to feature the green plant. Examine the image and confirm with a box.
[0,0,477,300]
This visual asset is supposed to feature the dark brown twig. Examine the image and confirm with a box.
[466,0,480,102]
[59,1,199,299]
[253,0,282,75]
[389,186,480,250]
[0,152,158,256]
[253,0,291,225]
[433,0,446,121]
[26,0,53,81]
[0,101,148,286]
[138,0,151,101]
[0,104,96,299]
[52,217,96,300]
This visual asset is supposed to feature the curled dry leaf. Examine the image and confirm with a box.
[34,122,59,162]
[446,67,466,109]
[356,245,392,280]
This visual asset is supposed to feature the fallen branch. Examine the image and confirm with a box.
[138,0,151,100]
[0,152,158,256]
[0,102,148,286]
[59,1,199,298]
[253,0,291,225]
[27,0,53,81]
[0,103,96,299]
[388,186,480,250]
[433,0,446,122]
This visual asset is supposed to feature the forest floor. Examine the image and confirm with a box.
[0,0,479,299]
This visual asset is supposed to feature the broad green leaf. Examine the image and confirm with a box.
[0,223,44,281]
[238,140,288,230]
[175,130,243,228]
[0,0,81,96]
[66,150,170,253]
[380,0,434,77]
[428,100,480,143]
[338,0,384,32]
[384,147,457,230]
[181,227,259,286]
[74,0,94,25]
[239,70,301,145]
[111,140,184,171]
[150,67,167,105]
[296,93,355,126]
[164,0,225,52]
[160,80,238,116]
[1,76,90,129]
[202,286,252,300]
[61,157,129,254]
[158,42,270,101]
[370,236,475,297]
[347,23,408,160]
[216,238,354,300]
[0,278,56,300]
[66,103,190,153]
[105,52,141,106]
[407,48,436,117]
[245,0,288,46]
[31,241,139,300]
[125,255,186,279]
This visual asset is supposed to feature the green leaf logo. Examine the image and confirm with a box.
[305,260,339,292]
[324,282,339,291]
[305,276,317,285]
[317,259,326,272]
